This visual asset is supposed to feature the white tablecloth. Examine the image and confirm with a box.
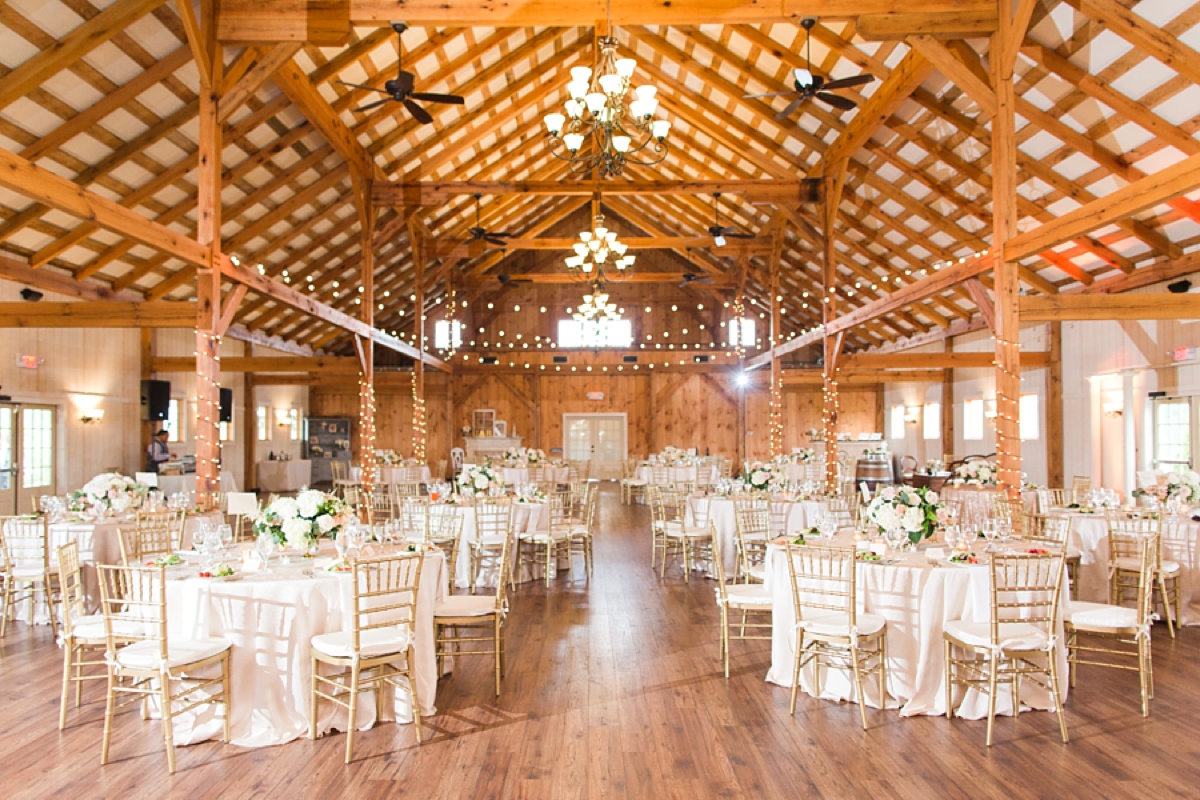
[782,463,822,482]
[163,547,446,748]
[686,496,809,574]
[500,466,570,486]
[636,465,719,485]
[1061,511,1200,625]
[765,538,1068,719]
[156,471,238,496]
[353,465,433,485]
[451,501,551,589]
[939,486,1038,520]
[256,460,312,492]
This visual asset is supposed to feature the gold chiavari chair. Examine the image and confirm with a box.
[426,505,464,595]
[943,551,1069,746]
[1067,533,1156,717]
[1106,511,1178,638]
[827,494,858,529]
[1071,475,1092,501]
[566,460,591,483]
[733,495,770,583]
[310,552,424,762]
[620,459,647,504]
[650,464,671,487]
[330,460,356,498]
[434,459,448,481]
[1022,513,1079,597]
[365,483,394,527]
[518,492,573,587]
[648,486,670,571]
[566,481,591,525]
[785,542,888,729]
[657,484,712,581]
[1,515,60,636]
[470,497,513,592]
[1036,488,1074,513]
[98,564,232,774]
[399,496,430,543]
[394,481,425,500]
[341,486,363,522]
[711,522,772,678]
[435,522,512,697]
[58,540,130,729]
[567,481,599,577]
[117,512,174,565]
[767,495,796,538]
[527,466,545,485]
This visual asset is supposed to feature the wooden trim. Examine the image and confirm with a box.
[1020,294,1200,321]
[842,352,1050,370]
[372,179,821,206]
[0,301,195,327]
[857,10,997,40]
[0,256,141,302]
[907,36,997,116]
[218,43,303,123]
[151,356,359,372]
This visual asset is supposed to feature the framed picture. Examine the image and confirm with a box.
[472,409,495,435]
[493,420,507,437]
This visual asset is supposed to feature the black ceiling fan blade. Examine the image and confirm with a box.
[394,70,416,94]
[486,232,514,238]
[775,94,808,120]
[822,74,875,91]
[817,92,857,111]
[484,236,508,246]
[337,81,389,93]
[725,232,755,240]
[743,90,799,99]
[403,98,434,125]
[354,98,391,113]
[410,92,465,105]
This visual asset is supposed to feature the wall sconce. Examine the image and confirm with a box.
[275,408,290,428]
[984,399,998,422]
[1103,402,1124,418]
[80,408,104,424]
[904,406,921,425]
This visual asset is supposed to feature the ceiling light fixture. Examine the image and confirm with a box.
[564,213,635,282]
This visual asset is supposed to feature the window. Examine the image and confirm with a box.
[890,405,905,439]
[219,413,233,442]
[923,403,941,440]
[256,405,269,441]
[1019,394,1039,440]
[434,320,463,350]
[21,407,53,489]
[963,398,984,441]
[1154,397,1192,472]
[727,317,755,348]
[287,408,301,441]
[557,318,632,348]
[165,398,182,443]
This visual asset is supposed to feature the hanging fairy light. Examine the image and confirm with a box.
[564,214,635,282]
[542,7,670,178]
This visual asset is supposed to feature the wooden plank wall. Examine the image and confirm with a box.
[311,372,879,467]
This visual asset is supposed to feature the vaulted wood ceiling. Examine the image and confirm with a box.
[0,0,1197,357]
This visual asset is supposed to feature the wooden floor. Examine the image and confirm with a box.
[2,486,1199,798]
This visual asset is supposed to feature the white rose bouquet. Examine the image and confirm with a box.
[745,462,787,491]
[501,447,525,463]
[1137,471,1200,505]
[254,488,350,549]
[375,449,402,466]
[865,485,946,545]
[458,463,505,494]
[794,448,816,463]
[658,446,683,465]
[525,448,546,464]
[68,473,149,520]
[954,460,997,486]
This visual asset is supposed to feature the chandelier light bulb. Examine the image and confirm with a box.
[616,58,637,78]
[570,66,593,83]
[584,92,606,113]
[612,135,631,152]
[564,98,584,118]
[563,132,584,151]
[598,73,624,95]
[651,119,671,139]
[543,113,565,134]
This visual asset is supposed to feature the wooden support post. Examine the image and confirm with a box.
[822,163,848,492]
[531,373,542,451]
[769,219,784,458]
[194,19,222,509]
[1047,321,1064,488]
[992,2,1022,499]
[736,372,747,474]
[941,340,955,462]
[243,370,256,492]
[140,329,154,459]
[353,172,377,493]
[409,216,427,463]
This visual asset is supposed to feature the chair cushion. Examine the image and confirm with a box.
[475,535,507,547]
[115,637,231,670]
[312,625,411,659]
[797,610,886,638]
[11,566,56,579]
[1114,557,1181,574]
[723,584,772,607]
[621,479,647,486]
[664,522,709,538]
[1066,601,1139,630]
[71,614,143,641]
[747,565,766,582]
[944,619,1048,652]
[435,596,499,618]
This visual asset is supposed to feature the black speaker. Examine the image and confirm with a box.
[219,387,233,423]
[140,379,170,422]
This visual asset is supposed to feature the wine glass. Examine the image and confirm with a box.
[818,512,838,541]
[982,519,998,553]
[218,523,234,554]
[995,517,1012,552]
[944,524,960,552]
[255,533,275,572]
[335,527,351,560]
[202,529,223,572]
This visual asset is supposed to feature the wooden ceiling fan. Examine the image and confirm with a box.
[743,18,875,118]
[706,193,754,247]
[337,22,464,124]
[467,194,516,246]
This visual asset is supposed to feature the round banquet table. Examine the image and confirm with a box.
[1058,510,1200,625]
[764,537,1068,719]
[14,510,225,624]
[450,500,552,589]
[353,465,432,485]
[500,465,570,486]
[938,485,1039,520]
[161,547,446,748]
[686,495,810,575]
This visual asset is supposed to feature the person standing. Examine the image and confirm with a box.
[146,429,171,473]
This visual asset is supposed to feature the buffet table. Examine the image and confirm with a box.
[256,459,312,493]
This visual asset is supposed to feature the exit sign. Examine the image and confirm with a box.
[15,354,41,369]
[1174,347,1197,362]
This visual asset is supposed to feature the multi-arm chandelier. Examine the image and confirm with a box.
[542,37,671,177]
[564,214,635,282]
[573,289,622,324]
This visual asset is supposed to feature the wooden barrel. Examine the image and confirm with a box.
[855,453,893,491]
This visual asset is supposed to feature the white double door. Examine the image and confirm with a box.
[0,403,56,517]
[563,414,626,480]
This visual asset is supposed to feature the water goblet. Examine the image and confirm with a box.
[982,519,998,552]
[818,513,838,541]
[255,533,275,572]
[217,523,234,554]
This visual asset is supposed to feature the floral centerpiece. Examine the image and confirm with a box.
[657,445,685,465]
[524,448,546,464]
[375,449,403,466]
[925,459,945,473]
[68,473,149,520]
[253,489,351,550]
[745,461,787,491]
[501,446,525,463]
[458,463,505,494]
[793,448,816,463]
[864,486,946,545]
[953,460,997,486]
[1134,470,1200,506]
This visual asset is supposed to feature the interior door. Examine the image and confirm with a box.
[563,415,626,480]
[17,405,55,514]
[0,404,15,516]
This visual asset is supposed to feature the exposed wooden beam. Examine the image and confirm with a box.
[175,0,213,90]
[372,179,821,207]
[1072,0,1200,89]
[0,146,209,267]
[857,10,997,40]
[907,35,996,116]
[0,0,169,111]
[218,43,303,123]
[964,278,995,331]
[224,324,318,356]
[151,356,359,372]
[0,256,141,302]
[1020,294,1200,321]
[434,237,771,260]
[841,352,1051,370]
[0,301,194,328]
[1006,151,1200,262]
[782,369,946,385]
[464,272,735,288]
